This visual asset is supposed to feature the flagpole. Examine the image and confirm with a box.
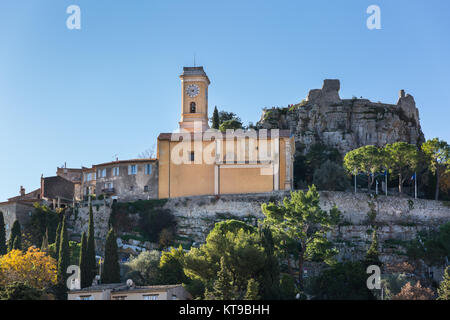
[385,170,388,196]
[415,172,417,199]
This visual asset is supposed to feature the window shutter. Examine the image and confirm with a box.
[128,165,131,175]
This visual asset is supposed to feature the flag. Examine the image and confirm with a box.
[411,173,416,181]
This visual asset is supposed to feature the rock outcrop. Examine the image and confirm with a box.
[257,80,425,155]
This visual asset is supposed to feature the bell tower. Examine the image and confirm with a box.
[179,66,210,132]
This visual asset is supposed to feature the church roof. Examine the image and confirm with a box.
[181,66,207,77]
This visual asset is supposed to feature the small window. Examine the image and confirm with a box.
[113,167,119,176]
[79,295,93,300]
[97,169,106,178]
[190,102,196,113]
[113,296,127,300]
[190,152,195,162]
[128,165,137,175]
[130,185,134,191]
[144,164,152,175]
[172,295,177,300]
[144,186,149,192]
[143,294,158,300]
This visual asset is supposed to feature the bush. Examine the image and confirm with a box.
[306,261,375,300]
[140,208,176,243]
[123,250,161,285]
[279,274,297,300]
[313,160,351,191]
[0,282,46,300]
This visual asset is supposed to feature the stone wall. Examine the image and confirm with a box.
[165,191,450,244]
[67,199,112,253]
[67,191,450,266]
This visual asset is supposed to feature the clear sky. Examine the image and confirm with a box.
[0,0,449,201]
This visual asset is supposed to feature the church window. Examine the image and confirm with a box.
[190,102,196,113]
[190,151,195,162]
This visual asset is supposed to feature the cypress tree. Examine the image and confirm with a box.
[12,237,21,251]
[213,257,238,300]
[54,213,63,259]
[438,266,450,300]
[8,220,21,252]
[102,228,120,284]
[244,279,260,300]
[259,226,280,299]
[365,229,381,267]
[55,216,70,300]
[86,199,97,286]
[41,229,49,253]
[57,216,70,285]
[212,106,220,129]
[0,211,6,255]
[79,232,89,288]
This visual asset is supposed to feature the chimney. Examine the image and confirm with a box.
[399,89,406,99]
[20,186,25,197]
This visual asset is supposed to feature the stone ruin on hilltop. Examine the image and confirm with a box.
[257,79,425,155]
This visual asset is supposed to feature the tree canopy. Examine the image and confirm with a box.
[261,185,341,288]
[421,138,450,200]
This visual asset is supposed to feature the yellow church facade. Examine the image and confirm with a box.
[157,67,295,199]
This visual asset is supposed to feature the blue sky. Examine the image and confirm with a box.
[0,0,449,201]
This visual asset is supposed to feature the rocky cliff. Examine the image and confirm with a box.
[257,80,425,155]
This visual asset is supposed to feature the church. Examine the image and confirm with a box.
[157,66,295,198]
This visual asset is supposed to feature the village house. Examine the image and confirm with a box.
[68,283,190,301]
[80,159,158,202]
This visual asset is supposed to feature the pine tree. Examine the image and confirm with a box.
[57,216,70,286]
[102,228,120,284]
[244,279,260,300]
[438,266,450,300]
[79,232,90,288]
[212,106,220,129]
[86,199,97,286]
[0,211,6,255]
[8,220,21,252]
[213,257,238,300]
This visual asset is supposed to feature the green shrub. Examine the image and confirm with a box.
[313,160,351,191]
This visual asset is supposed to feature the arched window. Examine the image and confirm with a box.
[190,102,196,113]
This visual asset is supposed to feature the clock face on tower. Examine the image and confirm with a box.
[186,84,200,98]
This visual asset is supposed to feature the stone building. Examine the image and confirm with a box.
[0,199,35,239]
[56,167,83,201]
[81,159,158,201]
[157,66,295,198]
[0,186,41,238]
[68,283,190,300]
